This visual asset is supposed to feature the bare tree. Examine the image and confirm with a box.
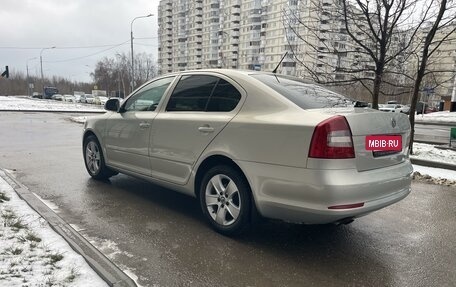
[408,0,456,153]
[284,0,428,108]
[92,52,157,96]
[0,68,93,96]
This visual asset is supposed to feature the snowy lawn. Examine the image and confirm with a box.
[0,171,107,287]
[415,110,456,124]
[410,143,456,186]
[411,142,456,164]
[0,96,104,112]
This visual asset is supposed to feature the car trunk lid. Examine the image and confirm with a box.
[309,107,410,172]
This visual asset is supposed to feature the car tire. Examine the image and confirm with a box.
[83,135,117,180]
[199,165,251,236]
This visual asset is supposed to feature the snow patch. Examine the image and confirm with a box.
[414,111,456,124]
[0,96,104,112]
[0,171,107,286]
[412,165,456,186]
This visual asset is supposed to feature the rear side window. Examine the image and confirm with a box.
[251,74,351,109]
[166,75,241,112]
[206,79,241,112]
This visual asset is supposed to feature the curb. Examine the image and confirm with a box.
[0,169,136,287]
[410,158,456,171]
[415,121,456,127]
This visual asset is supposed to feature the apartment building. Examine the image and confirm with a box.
[157,0,397,85]
[423,24,456,109]
[158,0,305,75]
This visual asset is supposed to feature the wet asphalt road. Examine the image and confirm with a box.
[0,111,455,287]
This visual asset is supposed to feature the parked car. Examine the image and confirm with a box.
[82,70,412,235]
[80,94,94,104]
[51,94,63,101]
[397,105,410,114]
[63,94,76,102]
[74,94,82,103]
[379,104,402,112]
[32,92,42,99]
[416,102,437,114]
[93,96,108,105]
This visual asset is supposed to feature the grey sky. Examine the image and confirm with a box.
[0,0,159,83]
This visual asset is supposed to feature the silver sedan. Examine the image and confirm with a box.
[82,69,412,235]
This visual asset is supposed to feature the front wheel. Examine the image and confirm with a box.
[199,165,251,236]
[83,135,117,180]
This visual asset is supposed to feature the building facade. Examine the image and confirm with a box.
[157,0,405,88]
[158,0,304,75]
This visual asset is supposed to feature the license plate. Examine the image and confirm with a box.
[365,135,402,151]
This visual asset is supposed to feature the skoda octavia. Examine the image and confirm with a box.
[82,69,412,235]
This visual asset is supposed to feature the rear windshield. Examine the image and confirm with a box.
[251,74,352,109]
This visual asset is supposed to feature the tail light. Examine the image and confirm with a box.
[309,115,355,159]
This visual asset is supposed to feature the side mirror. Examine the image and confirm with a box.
[105,98,120,112]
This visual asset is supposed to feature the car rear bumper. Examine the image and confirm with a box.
[236,159,413,224]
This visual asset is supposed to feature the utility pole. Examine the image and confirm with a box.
[130,14,153,93]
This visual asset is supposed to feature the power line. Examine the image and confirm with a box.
[0,41,131,50]
[44,40,131,63]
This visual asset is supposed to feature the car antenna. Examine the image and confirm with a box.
[272,52,288,74]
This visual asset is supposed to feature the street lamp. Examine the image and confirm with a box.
[26,57,37,96]
[130,13,153,92]
[40,46,56,87]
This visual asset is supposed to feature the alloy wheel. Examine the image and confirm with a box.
[205,174,241,226]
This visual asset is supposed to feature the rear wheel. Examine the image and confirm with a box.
[199,165,251,236]
[83,135,117,180]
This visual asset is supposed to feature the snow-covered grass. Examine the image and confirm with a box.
[0,96,104,112]
[413,165,456,186]
[411,142,456,164]
[415,110,456,124]
[410,143,456,186]
[0,171,108,287]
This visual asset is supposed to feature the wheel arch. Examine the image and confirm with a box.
[82,129,97,144]
[82,129,105,158]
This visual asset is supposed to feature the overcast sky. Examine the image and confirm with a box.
[0,0,159,83]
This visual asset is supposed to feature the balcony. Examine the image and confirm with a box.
[231,38,240,45]
[231,31,240,37]
[231,7,241,15]
[231,15,241,22]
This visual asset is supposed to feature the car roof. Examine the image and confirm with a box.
[164,69,297,79]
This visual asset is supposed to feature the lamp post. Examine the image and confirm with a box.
[26,57,37,96]
[130,14,153,92]
[40,46,56,89]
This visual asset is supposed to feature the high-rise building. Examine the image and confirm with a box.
[157,0,403,86]
[158,0,302,75]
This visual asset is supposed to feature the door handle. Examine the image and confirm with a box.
[198,125,214,133]
[139,122,150,129]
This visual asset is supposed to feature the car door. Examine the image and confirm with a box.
[149,74,244,184]
[103,76,176,176]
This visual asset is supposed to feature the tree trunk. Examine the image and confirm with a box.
[372,73,382,109]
